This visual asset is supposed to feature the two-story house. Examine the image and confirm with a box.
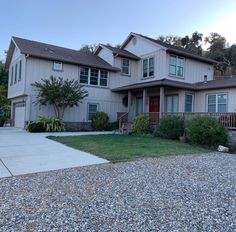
[5,32,236,129]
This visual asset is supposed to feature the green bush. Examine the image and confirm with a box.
[132,114,150,134]
[39,117,65,132]
[92,112,109,131]
[107,121,119,131]
[188,116,227,147]
[156,115,184,139]
[28,121,46,133]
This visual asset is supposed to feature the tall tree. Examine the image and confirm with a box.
[32,76,88,119]
[158,35,182,46]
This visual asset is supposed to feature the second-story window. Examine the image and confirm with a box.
[169,55,184,78]
[79,67,108,87]
[121,58,130,75]
[143,57,154,78]
[14,63,18,83]
[53,61,63,71]
[18,60,22,81]
[10,66,14,86]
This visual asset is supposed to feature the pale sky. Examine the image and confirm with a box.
[1,0,236,61]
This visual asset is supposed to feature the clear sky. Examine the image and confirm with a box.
[1,0,236,61]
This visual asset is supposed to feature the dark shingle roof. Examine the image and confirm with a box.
[112,78,236,92]
[99,44,140,60]
[125,33,217,65]
[6,37,119,71]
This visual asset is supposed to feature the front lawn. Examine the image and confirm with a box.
[48,134,209,162]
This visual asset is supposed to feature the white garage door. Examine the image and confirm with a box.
[14,103,26,128]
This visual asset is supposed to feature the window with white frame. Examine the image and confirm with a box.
[10,66,13,85]
[169,55,184,78]
[167,95,179,112]
[53,61,63,71]
[88,103,98,121]
[121,58,130,75]
[185,94,193,112]
[18,60,22,81]
[143,57,154,78]
[100,70,108,86]
[207,94,227,112]
[90,68,99,85]
[14,63,17,83]
[79,67,108,87]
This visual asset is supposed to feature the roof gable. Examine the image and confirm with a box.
[95,44,140,60]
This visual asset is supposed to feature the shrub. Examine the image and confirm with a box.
[92,112,109,130]
[107,121,119,131]
[132,114,150,134]
[39,117,65,132]
[156,115,184,139]
[188,116,227,147]
[230,141,236,153]
[28,121,46,133]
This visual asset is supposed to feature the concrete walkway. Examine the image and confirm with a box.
[0,127,110,177]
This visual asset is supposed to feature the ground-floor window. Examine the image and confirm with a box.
[167,95,178,112]
[136,97,143,115]
[185,94,193,112]
[88,103,98,121]
[207,93,227,112]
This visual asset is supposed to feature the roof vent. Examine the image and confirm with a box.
[204,75,207,83]
[45,47,55,54]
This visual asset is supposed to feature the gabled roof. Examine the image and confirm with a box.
[121,33,217,65]
[95,44,140,60]
[5,37,119,71]
[112,78,236,92]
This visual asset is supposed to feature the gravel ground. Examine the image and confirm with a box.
[0,153,235,232]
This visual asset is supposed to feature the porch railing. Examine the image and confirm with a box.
[143,112,236,129]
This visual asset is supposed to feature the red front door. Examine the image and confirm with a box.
[149,96,160,123]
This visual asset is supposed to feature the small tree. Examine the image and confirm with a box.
[32,76,88,119]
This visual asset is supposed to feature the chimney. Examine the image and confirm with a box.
[204,75,207,83]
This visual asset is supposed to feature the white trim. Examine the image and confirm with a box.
[185,93,194,112]
[206,93,228,112]
[168,55,185,79]
[121,58,131,75]
[142,57,154,79]
[53,61,63,71]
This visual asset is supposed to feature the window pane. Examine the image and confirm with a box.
[173,96,178,112]
[208,95,216,104]
[208,105,216,112]
[177,58,184,67]
[53,62,63,71]
[88,104,98,121]
[177,67,183,77]
[80,67,89,84]
[90,68,99,85]
[14,64,17,82]
[170,56,177,65]
[100,70,108,86]
[121,59,130,75]
[149,57,154,76]
[169,65,176,75]
[167,96,172,112]
[143,59,148,77]
[19,60,22,81]
[218,104,227,112]
[218,94,227,104]
[185,95,193,112]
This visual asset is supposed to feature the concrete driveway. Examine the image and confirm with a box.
[0,127,110,177]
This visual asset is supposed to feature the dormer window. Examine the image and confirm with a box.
[121,58,130,75]
[53,61,63,71]
[169,55,184,78]
[143,57,154,78]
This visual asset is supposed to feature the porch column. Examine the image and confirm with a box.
[142,89,147,113]
[159,86,164,119]
[128,90,132,122]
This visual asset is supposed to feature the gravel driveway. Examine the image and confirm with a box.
[0,153,235,231]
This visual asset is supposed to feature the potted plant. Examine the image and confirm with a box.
[179,128,188,143]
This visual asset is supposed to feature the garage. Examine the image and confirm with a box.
[14,102,26,128]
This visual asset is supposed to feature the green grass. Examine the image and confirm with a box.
[48,134,209,162]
